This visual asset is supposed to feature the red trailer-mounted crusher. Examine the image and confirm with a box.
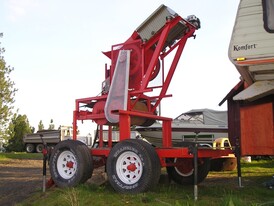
[48,5,231,193]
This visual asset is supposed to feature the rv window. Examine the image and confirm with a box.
[263,0,274,33]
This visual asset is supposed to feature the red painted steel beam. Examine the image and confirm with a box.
[91,148,111,157]
[156,148,232,167]
[156,148,232,158]
[141,18,173,90]
[118,109,172,121]
[119,113,131,141]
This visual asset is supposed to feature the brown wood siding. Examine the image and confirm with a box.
[240,101,274,155]
[227,100,241,147]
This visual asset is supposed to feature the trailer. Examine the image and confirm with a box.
[23,126,92,153]
[221,0,274,157]
[48,5,232,194]
[218,0,274,186]
[24,129,61,153]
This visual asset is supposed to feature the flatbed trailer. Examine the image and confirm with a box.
[48,4,232,194]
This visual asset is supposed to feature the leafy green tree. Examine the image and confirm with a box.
[0,33,17,139]
[48,119,55,130]
[5,114,32,152]
[38,120,44,131]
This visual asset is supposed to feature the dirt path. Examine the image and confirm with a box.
[0,157,242,206]
[1,155,272,206]
[0,158,234,206]
[0,158,106,206]
[0,159,46,206]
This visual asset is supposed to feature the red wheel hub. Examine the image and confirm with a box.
[176,158,193,174]
[66,161,74,168]
[127,163,137,172]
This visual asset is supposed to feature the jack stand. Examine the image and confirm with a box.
[193,131,200,201]
[42,147,47,192]
[193,142,198,201]
[235,138,243,188]
[40,134,48,192]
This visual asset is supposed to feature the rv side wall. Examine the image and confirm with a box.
[228,0,274,63]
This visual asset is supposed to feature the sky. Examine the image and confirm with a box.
[0,0,240,135]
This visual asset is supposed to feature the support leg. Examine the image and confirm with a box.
[193,142,198,201]
[236,138,243,187]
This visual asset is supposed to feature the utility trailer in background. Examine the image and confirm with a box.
[48,5,232,194]
[24,129,61,153]
[23,126,92,153]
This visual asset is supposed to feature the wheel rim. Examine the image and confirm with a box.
[36,145,43,153]
[116,151,143,185]
[57,150,78,179]
[26,145,33,152]
[174,158,194,177]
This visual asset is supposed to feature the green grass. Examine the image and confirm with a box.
[17,179,274,206]
[0,152,43,162]
[14,159,274,206]
[0,153,271,206]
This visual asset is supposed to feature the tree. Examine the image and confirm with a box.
[48,119,55,130]
[0,33,17,139]
[38,120,44,131]
[5,114,32,152]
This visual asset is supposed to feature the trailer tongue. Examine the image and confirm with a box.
[48,4,231,194]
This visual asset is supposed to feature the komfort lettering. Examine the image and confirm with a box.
[234,43,257,51]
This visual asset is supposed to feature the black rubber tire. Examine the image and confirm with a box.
[166,158,210,185]
[106,139,160,193]
[76,141,94,182]
[49,140,93,188]
[25,144,35,153]
[36,144,43,153]
[210,158,226,171]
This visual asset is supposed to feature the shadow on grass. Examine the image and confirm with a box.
[242,159,274,169]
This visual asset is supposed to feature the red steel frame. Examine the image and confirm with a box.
[72,15,231,168]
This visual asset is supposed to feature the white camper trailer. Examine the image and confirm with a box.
[228,0,274,101]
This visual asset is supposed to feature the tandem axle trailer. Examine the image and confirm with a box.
[47,4,233,196]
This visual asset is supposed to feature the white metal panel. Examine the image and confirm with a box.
[104,50,130,123]
[228,0,274,62]
[249,64,274,72]
[233,80,274,101]
[229,0,274,100]
[136,4,177,41]
[254,74,274,81]
[250,64,274,81]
